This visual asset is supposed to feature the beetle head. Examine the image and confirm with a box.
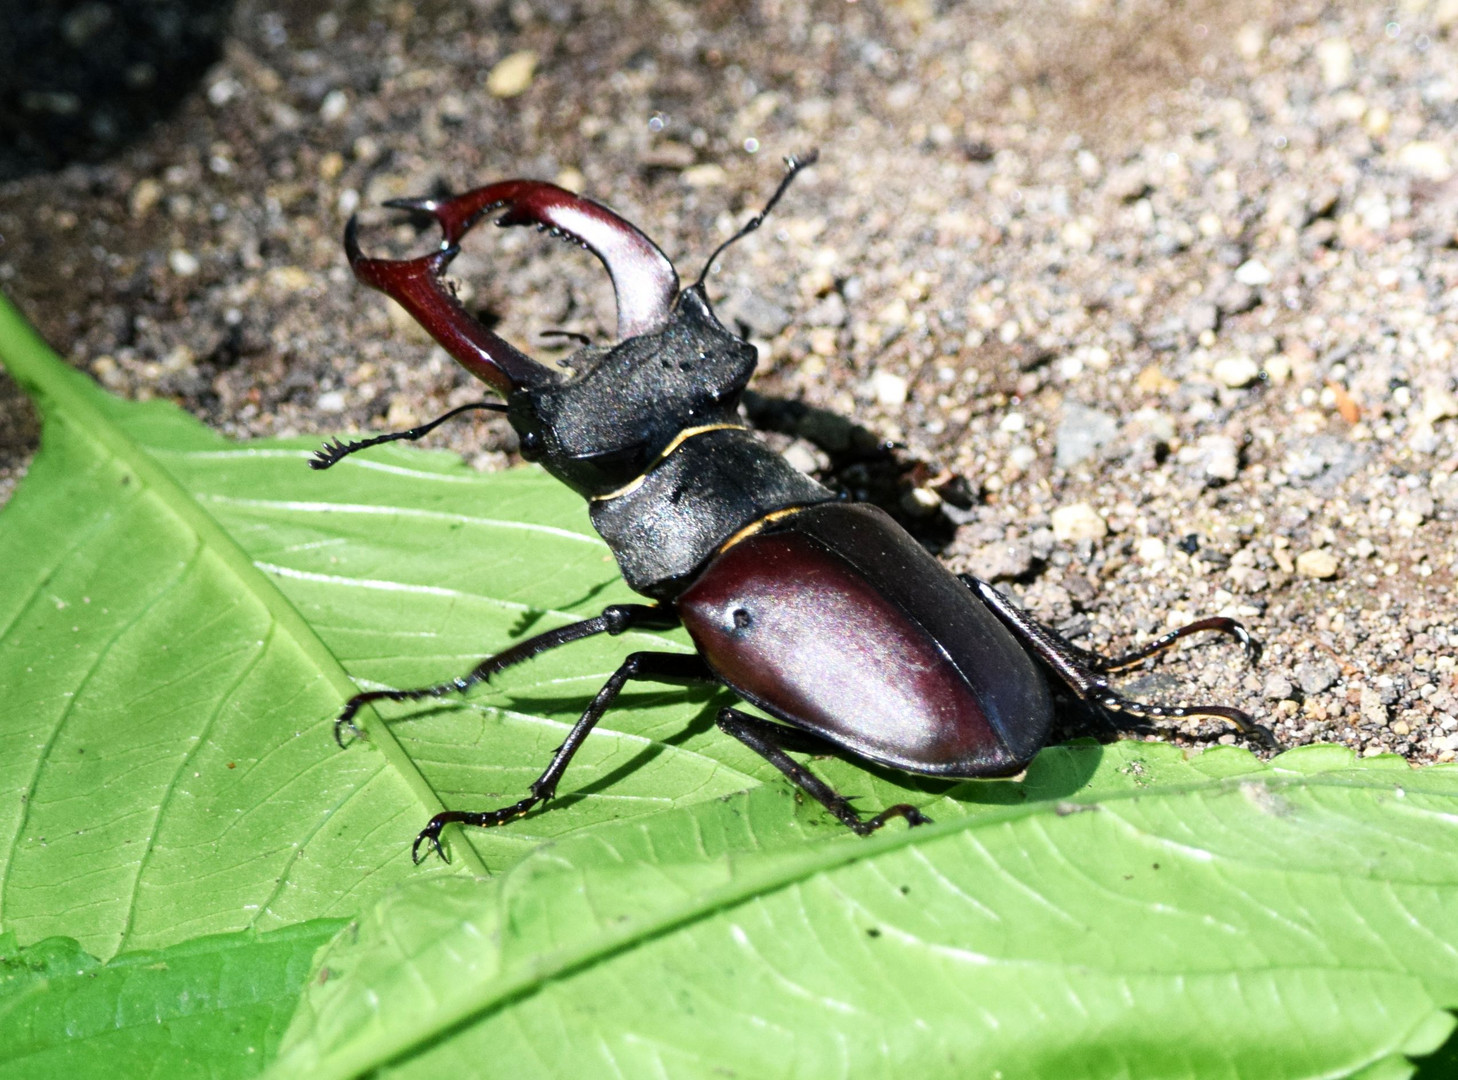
[345,154,814,498]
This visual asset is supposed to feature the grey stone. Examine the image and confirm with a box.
[1295,659,1341,695]
[1055,404,1119,468]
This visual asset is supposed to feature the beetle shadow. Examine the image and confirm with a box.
[1,0,236,181]
[542,689,729,810]
[505,580,623,638]
[371,684,1119,822]
[498,685,1115,821]
[741,390,967,554]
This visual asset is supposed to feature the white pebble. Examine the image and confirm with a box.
[871,371,908,407]
[1233,259,1272,286]
[319,89,349,123]
[1213,355,1261,388]
[1295,549,1339,579]
[1052,502,1108,542]
[1397,141,1452,181]
[487,51,538,98]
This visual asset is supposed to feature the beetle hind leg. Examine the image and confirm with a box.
[963,576,1276,749]
[715,708,932,836]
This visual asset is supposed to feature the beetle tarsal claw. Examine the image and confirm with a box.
[411,822,450,865]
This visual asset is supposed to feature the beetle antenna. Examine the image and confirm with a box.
[310,401,508,470]
[693,149,819,290]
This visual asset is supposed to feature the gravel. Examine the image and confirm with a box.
[1,0,1455,762]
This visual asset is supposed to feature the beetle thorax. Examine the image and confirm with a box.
[507,286,757,498]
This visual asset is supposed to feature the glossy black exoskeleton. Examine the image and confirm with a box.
[319,153,1272,861]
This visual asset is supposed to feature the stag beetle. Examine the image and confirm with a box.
[319,152,1272,862]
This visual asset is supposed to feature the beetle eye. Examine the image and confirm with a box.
[731,607,753,630]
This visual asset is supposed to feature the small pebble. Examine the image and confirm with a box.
[1184,300,1219,336]
[1396,141,1452,182]
[871,371,909,407]
[780,439,826,476]
[900,486,942,517]
[266,266,313,292]
[1212,355,1261,388]
[1136,536,1167,563]
[682,164,726,187]
[1216,281,1259,316]
[319,90,349,123]
[1055,404,1118,468]
[129,177,163,218]
[1263,673,1295,700]
[1295,659,1340,695]
[487,50,538,98]
[1295,549,1338,579]
[968,539,1035,581]
[718,289,792,338]
[1232,260,1272,287]
[1359,685,1389,726]
[169,249,199,277]
[1195,434,1241,482]
[1051,502,1108,542]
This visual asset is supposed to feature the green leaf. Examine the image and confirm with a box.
[274,748,1458,1080]
[6,295,1458,1078]
[0,920,346,1079]
[0,292,788,959]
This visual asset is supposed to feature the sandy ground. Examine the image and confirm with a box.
[1,0,1455,763]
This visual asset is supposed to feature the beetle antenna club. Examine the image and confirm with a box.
[329,156,1269,862]
[693,148,820,290]
[310,400,508,469]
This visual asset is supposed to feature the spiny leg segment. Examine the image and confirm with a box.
[716,708,932,835]
[331,603,677,748]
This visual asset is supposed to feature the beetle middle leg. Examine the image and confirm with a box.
[412,651,713,862]
[715,708,932,836]
[962,576,1277,748]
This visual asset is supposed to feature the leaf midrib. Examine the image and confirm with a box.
[0,293,486,877]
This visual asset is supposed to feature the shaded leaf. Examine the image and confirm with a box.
[0,920,346,1079]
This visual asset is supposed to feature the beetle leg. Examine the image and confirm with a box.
[332,603,678,747]
[715,708,933,836]
[412,651,713,863]
[1077,616,1261,671]
[964,577,1278,749]
[957,575,1260,672]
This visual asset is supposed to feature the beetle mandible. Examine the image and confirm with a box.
[318,152,1272,861]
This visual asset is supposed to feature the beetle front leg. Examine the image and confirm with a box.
[413,651,714,863]
[715,708,932,836]
[963,576,1277,748]
[332,603,678,746]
